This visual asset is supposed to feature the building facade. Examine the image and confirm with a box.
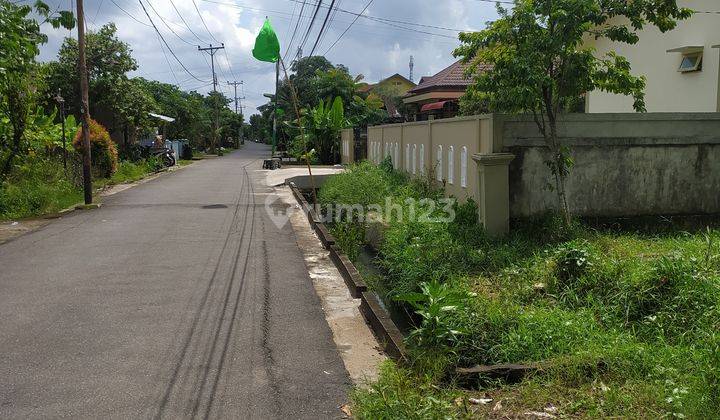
[585,0,720,112]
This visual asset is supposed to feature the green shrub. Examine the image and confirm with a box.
[72,119,118,178]
[319,160,392,209]
[351,361,460,420]
[330,222,365,261]
[0,157,81,220]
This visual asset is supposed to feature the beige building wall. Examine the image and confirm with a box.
[585,0,720,112]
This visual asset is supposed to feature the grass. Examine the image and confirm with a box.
[321,160,720,419]
[0,156,183,221]
[93,157,164,189]
[0,157,82,220]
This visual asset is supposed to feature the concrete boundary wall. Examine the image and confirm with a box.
[361,112,720,234]
[501,113,720,217]
[366,115,500,202]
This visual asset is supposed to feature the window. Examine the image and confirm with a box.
[419,144,425,174]
[460,146,468,188]
[436,145,443,181]
[447,146,455,185]
[667,46,704,73]
[678,53,702,72]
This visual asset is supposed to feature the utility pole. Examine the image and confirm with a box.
[273,60,279,154]
[198,43,225,153]
[227,80,245,147]
[53,89,67,172]
[77,0,92,204]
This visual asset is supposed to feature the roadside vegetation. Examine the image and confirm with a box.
[320,160,720,418]
[0,0,242,222]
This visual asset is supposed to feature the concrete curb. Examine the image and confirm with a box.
[359,291,407,362]
[328,245,367,298]
[288,182,408,362]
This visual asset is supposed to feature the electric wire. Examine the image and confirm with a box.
[137,0,210,83]
[324,0,373,54]
[309,0,337,56]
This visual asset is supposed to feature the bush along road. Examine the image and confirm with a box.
[0,143,350,418]
[319,159,720,419]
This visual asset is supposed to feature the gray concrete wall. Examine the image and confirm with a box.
[501,113,720,217]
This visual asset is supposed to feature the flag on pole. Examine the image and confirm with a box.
[252,18,280,63]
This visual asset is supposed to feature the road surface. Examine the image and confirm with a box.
[0,143,350,419]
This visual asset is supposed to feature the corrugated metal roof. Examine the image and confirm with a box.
[148,112,175,122]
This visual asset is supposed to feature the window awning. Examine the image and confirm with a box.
[666,45,703,54]
[420,100,449,112]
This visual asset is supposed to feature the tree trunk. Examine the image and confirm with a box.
[548,120,571,226]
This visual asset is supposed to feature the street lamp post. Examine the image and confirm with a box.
[53,89,67,172]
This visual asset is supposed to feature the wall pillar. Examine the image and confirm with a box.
[472,153,515,236]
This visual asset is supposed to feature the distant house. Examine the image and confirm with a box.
[358,73,416,117]
[584,0,720,112]
[403,60,489,121]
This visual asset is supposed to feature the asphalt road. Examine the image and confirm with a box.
[0,143,350,419]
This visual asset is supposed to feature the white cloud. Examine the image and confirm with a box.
[38,0,501,115]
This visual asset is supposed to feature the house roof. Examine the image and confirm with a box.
[356,73,417,93]
[407,60,490,95]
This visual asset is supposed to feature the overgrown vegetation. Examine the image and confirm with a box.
[322,161,720,418]
[454,0,691,224]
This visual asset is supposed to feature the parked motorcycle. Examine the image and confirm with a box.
[150,146,176,167]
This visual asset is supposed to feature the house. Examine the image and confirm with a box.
[402,60,489,121]
[584,0,720,112]
[357,73,416,117]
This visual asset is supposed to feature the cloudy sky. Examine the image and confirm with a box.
[38,0,504,115]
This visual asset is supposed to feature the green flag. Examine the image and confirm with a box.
[252,18,280,63]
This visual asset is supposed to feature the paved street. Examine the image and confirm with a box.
[0,142,350,419]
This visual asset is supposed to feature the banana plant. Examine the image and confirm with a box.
[303,96,348,164]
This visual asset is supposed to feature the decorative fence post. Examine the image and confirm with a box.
[472,153,515,236]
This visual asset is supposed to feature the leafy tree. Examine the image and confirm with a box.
[44,23,154,142]
[0,0,74,177]
[454,0,691,224]
[248,114,270,143]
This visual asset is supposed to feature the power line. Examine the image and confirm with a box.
[315,0,341,51]
[283,0,307,61]
[169,0,210,44]
[191,0,220,43]
[137,0,209,83]
[109,0,152,27]
[298,0,323,53]
[309,0,337,56]
[324,0,373,54]
[145,0,196,46]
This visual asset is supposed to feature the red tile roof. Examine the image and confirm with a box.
[407,60,490,95]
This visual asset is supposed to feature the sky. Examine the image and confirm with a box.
[37,0,504,115]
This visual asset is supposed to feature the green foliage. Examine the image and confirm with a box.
[0,157,81,220]
[351,361,461,420]
[397,281,473,350]
[454,0,691,224]
[323,161,720,418]
[1,0,74,177]
[319,161,392,209]
[73,118,118,178]
[300,96,348,163]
